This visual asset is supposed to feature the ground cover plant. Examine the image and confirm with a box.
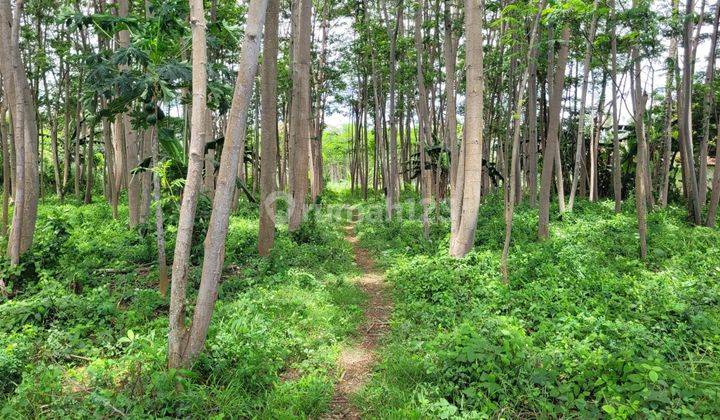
[0,197,365,417]
[355,196,720,418]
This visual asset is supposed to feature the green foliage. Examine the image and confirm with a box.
[357,196,720,418]
[0,198,364,417]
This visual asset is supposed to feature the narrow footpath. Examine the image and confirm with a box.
[324,217,392,419]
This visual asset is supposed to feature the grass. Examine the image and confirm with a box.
[354,195,720,418]
[0,195,365,418]
[3,189,720,418]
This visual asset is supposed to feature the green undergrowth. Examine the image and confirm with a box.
[0,196,365,417]
[355,195,720,418]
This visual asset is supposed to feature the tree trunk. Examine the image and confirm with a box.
[449,0,484,257]
[1,0,38,263]
[659,0,679,207]
[84,121,95,204]
[589,72,607,202]
[259,0,279,256]
[151,124,169,297]
[0,103,8,237]
[185,0,268,363]
[611,0,623,212]
[708,129,720,226]
[527,40,539,206]
[288,0,312,231]
[538,26,570,240]
[168,0,210,369]
[414,4,432,240]
[385,0,403,218]
[118,0,142,227]
[501,0,544,281]
[632,20,648,259]
[699,0,720,207]
[568,0,599,210]
[678,0,702,224]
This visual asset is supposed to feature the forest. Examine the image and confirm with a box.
[1,0,720,417]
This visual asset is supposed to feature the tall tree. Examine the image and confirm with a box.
[168,0,210,369]
[501,0,544,282]
[632,0,648,259]
[699,0,720,207]
[538,25,570,240]
[449,0,484,257]
[169,0,269,367]
[415,3,432,240]
[259,0,279,256]
[0,0,39,264]
[568,0,599,210]
[659,0,679,207]
[288,0,312,231]
[678,0,702,224]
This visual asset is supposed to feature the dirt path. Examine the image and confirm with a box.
[324,220,391,419]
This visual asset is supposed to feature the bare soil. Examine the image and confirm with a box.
[323,222,391,419]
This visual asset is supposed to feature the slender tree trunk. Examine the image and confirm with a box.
[386,0,403,218]
[288,0,312,231]
[590,72,607,202]
[42,72,62,197]
[118,0,142,227]
[708,128,720,226]
[259,0,279,256]
[611,0,623,212]
[632,19,648,259]
[150,123,169,297]
[449,0,484,257]
[699,0,720,207]
[527,41,539,206]
[446,0,462,233]
[168,0,210,369]
[74,95,83,198]
[0,104,8,237]
[101,98,118,218]
[1,0,38,262]
[538,26,570,240]
[414,4,432,239]
[501,1,544,281]
[84,121,95,203]
[660,0,679,207]
[185,0,268,363]
[568,0,599,210]
[62,68,71,198]
[678,0,702,224]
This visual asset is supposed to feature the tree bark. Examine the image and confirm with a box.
[449,0,484,257]
[632,18,648,259]
[568,0,599,210]
[151,124,169,297]
[538,26,570,240]
[501,0,544,281]
[288,0,312,231]
[168,0,210,369]
[0,103,8,237]
[678,0,702,224]
[259,0,279,256]
[118,0,142,227]
[415,4,432,240]
[84,121,95,204]
[1,0,38,263]
[699,0,720,207]
[169,0,268,367]
[659,0,679,207]
[185,0,268,362]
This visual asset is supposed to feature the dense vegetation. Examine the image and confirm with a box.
[0,197,365,417]
[2,0,720,416]
[356,196,720,417]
